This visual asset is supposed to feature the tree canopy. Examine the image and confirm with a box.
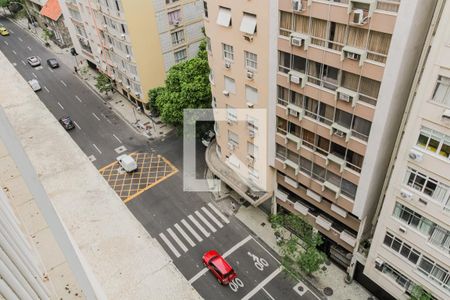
[95,73,114,95]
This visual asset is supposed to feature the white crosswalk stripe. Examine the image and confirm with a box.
[167,228,188,253]
[195,210,216,233]
[174,223,196,247]
[159,232,180,258]
[188,214,210,237]
[208,203,230,223]
[181,219,203,242]
[201,207,223,228]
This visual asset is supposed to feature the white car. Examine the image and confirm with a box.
[28,79,41,92]
[116,154,138,173]
[27,56,41,67]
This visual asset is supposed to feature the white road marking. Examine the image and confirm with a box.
[262,288,276,300]
[12,50,16,55]
[57,102,64,110]
[241,267,282,300]
[88,155,96,162]
[48,67,54,73]
[73,121,81,130]
[43,86,49,93]
[9,29,13,34]
[92,144,102,154]
[114,145,127,154]
[207,203,230,224]
[21,60,25,65]
[159,232,180,258]
[60,80,67,87]
[112,134,122,144]
[32,72,37,78]
[18,37,23,42]
[251,236,281,264]
[181,219,203,242]
[201,207,223,228]
[174,223,195,247]
[3,41,8,45]
[75,95,82,103]
[167,228,188,253]
[92,113,100,121]
[195,210,216,233]
[188,215,210,238]
[27,46,31,51]
[188,236,252,284]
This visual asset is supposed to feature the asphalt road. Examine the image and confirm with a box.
[0,16,318,299]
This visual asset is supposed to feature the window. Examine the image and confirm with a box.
[245,85,258,104]
[217,7,232,27]
[168,10,181,25]
[171,30,185,45]
[224,76,236,94]
[203,1,208,18]
[405,167,450,206]
[429,225,450,254]
[367,31,391,63]
[380,262,415,292]
[432,75,450,107]
[334,109,352,128]
[240,13,257,35]
[341,178,357,199]
[416,127,450,159]
[174,49,187,63]
[247,142,257,157]
[293,55,306,73]
[383,232,421,264]
[418,256,450,290]
[244,51,257,70]
[222,43,234,61]
[393,203,434,236]
[166,0,180,3]
[346,27,368,49]
[352,116,371,141]
[206,36,212,52]
[278,51,290,73]
[228,130,239,146]
[310,18,327,47]
[226,105,237,122]
[279,11,292,36]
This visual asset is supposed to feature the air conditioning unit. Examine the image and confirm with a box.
[399,227,407,234]
[246,70,254,80]
[400,189,413,201]
[334,130,345,138]
[290,74,300,84]
[292,0,302,12]
[352,9,365,25]
[126,54,131,60]
[409,149,423,161]
[120,33,126,40]
[224,60,231,69]
[291,36,303,47]
[244,34,253,42]
[126,86,131,91]
[246,102,254,108]
[442,109,450,119]
[346,52,361,60]
[338,92,351,102]
[223,90,230,96]
[374,258,384,271]
[227,142,235,151]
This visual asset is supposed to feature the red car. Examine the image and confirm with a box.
[202,250,237,285]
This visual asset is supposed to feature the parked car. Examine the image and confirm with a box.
[201,130,216,147]
[116,154,138,172]
[46,58,59,68]
[27,56,41,67]
[202,250,237,285]
[27,79,41,92]
[0,27,9,36]
[58,116,75,130]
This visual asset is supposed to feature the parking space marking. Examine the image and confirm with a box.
[195,210,216,233]
[262,288,275,300]
[93,144,102,154]
[60,80,67,87]
[3,41,8,45]
[12,50,16,55]
[21,60,25,65]
[181,219,203,243]
[18,37,23,42]
[75,95,82,103]
[74,121,81,130]
[27,46,31,51]
[188,214,210,238]
[167,228,188,253]
[92,112,100,121]
[57,102,64,110]
[201,207,223,229]
[207,203,230,224]
[159,232,180,258]
[32,72,37,78]
[48,68,53,73]
[174,223,196,247]
[241,267,282,300]
[252,236,281,264]
[113,134,122,144]
[43,86,49,93]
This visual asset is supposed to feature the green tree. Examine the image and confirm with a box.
[95,73,114,95]
[149,40,211,127]
[0,0,10,8]
[410,285,432,300]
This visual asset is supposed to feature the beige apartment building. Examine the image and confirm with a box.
[204,0,439,290]
[59,0,204,110]
[365,0,450,299]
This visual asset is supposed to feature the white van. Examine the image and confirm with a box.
[116,154,138,173]
[28,79,41,92]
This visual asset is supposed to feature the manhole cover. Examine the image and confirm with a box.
[297,286,304,292]
[323,287,333,296]
[325,260,331,266]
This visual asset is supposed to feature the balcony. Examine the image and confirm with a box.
[286,103,305,120]
[322,181,341,199]
[285,132,302,150]
[326,154,346,173]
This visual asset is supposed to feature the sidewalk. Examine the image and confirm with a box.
[9,16,173,140]
[235,205,374,300]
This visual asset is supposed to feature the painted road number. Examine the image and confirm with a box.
[229,278,244,292]
[247,252,269,271]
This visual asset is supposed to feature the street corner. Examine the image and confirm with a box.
[98,152,178,203]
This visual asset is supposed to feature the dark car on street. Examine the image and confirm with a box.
[59,116,75,130]
[47,58,59,68]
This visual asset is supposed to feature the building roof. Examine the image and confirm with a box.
[40,0,62,21]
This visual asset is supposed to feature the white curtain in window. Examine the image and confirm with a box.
[168,10,181,25]
[224,76,236,93]
[245,85,258,104]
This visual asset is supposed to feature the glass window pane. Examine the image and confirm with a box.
[392,238,402,252]
[383,233,393,246]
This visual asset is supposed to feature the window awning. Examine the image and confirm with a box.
[40,0,62,22]
[240,14,257,35]
[216,7,232,27]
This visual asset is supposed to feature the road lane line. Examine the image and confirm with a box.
[12,50,16,55]
[9,30,13,34]
[57,102,64,110]
[60,80,67,87]
[75,95,82,103]
[174,223,195,247]
[188,215,210,237]
[159,233,180,258]
[92,113,100,121]
[262,288,276,300]
[48,68,53,73]
[32,72,37,78]
[73,121,81,130]
[167,228,188,253]
[21,60,25,65]
[27,46,31,51]
[181,219,203,242]
[207,203,230,224]
[18,37,23,42]
[112,134,122,144]
[3,41,8,45]
[92,144,102,154]
[195,210,216,233]
[188,235,252,284]
[43,86,49,93]
[241,267,282,300]
[201,207,223,228]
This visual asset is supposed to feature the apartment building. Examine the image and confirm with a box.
[59,0,204,110]
[365,1,450,299]
[204,0,439,284]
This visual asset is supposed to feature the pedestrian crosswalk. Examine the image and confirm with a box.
[158,203,230,258]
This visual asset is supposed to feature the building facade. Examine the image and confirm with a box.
[204,0,439,284]
[59,0,204,109]
[365,0,450,299]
